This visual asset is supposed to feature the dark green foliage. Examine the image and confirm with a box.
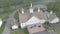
[14,12,19,19]
[47,1,60,18]
[43,22,50,29]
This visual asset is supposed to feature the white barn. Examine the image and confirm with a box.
[11,19,18,30]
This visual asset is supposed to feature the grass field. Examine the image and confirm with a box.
[54,26,60,34]
[0,12,8,19]
[0,21,6,34]
[14,12,19,19]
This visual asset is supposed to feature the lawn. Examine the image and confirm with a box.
[55,11,60,18]
[10,29,29,34]
[0,12,8,19]
[54,26,60,34]
[0,21,6,34]
[14,12,19,19]
[0,12,8,34]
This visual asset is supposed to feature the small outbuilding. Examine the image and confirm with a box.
[11,19,19,30]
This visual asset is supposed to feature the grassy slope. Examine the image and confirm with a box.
[54,26,60,34]
[51,24,60,34]
[0,21,6,34]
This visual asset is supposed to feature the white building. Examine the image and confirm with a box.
[19,3,59,29]
[11,19,18,30]
[29,3,33,13]
[12,25,18,30]
[21,16,46,28]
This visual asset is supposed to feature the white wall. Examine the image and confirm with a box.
[12,25,18,30]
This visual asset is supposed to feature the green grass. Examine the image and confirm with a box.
[14,12,19,19]
[55,11,60,18]
[54,26,60,34]
[10,29,29,34]
[0,21,6,34]
[0,12,8,19]
[0,5,17,19]
[47,2,60,18]
[44,22,60,34]
[52,24,60,34]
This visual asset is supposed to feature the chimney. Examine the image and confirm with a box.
[38,8,40,12]
[29,3,33,13]
[50,10,53,14]
[30,3,32,7]
[21,8,24,14]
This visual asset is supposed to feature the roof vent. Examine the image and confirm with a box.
[38,8,40,12]
[29,3,33,13]
[30,3,32,7]
[50,10,53,14]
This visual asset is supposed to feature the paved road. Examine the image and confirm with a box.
[2,9,19,34]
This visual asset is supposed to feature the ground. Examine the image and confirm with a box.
[0,21,6,34]
[52,24,60,34]
[10,29,29,34]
